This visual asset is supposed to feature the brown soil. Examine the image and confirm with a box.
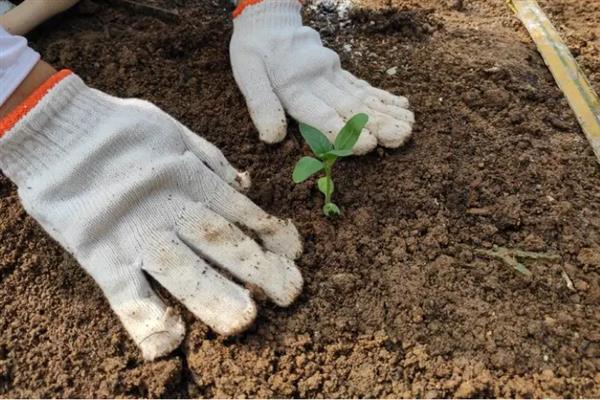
[2,0,600,397]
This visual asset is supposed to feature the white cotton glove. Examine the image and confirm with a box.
[0,72,303,360]
[230,0,415,155]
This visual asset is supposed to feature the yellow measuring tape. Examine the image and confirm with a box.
[508,0,600,162]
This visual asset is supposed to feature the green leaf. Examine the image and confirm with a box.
[292,157,324,183]
[323,203,341,216]
[334,113,369,151]
[317,176,334,197]
[327,149,353,157]
[299,122,333,156]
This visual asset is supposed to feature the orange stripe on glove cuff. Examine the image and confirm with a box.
[233,0,304,18]
[0,69,72,138]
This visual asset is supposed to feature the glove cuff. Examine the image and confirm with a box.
[233,0,302,24]
[0,69,71,138]
[0,71,116,186]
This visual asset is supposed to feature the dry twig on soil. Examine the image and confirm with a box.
[474,246,561,277]
[106,0,180,20]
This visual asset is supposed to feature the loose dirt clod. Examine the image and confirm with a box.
[1,0,600,398]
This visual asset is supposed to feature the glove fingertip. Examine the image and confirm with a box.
[376,120,413,149]
[265,252,304,307]
[391,95,410,109]
[352,129,378,155]
[253,113,288,144]
[139,308,185,361]
[259,218,303,260]
[232,170,252,192]
[211,298,258,337]
[258,124,287,144]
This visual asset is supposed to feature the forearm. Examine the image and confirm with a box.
[0,0,68,119]
[0,0,79,35]
[0,60,56,120]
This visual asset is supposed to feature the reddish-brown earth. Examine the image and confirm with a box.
[1,0,600,397]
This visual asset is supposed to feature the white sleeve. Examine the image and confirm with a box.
[0,24,40,107]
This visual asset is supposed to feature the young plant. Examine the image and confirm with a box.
[292,113,369,217]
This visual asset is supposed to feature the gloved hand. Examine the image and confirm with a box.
[230,0,415,155]
[0,71,303,360]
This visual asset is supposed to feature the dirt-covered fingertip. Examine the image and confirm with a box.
[266,254,304,308]
[259,217,303,260]
[139,308,185,361]
[232,170,252,192]
[211,298,258,337]
[254,114,288,144]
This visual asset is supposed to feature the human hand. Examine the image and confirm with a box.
[0,71,303,360]
[230,0,415,155]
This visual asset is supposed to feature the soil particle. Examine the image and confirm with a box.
[2,0,600,397]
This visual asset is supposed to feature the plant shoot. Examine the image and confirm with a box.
[292,113,368,217]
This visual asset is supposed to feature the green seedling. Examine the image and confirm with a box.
[292,113,368,217]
